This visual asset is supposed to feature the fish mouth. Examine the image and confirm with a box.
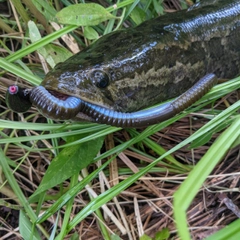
[47,89,70,101]
[45,84,114,109]
[45,89,99,121]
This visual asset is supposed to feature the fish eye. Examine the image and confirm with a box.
[90,70,109,89]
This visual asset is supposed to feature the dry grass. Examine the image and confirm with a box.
[0,0,240,239]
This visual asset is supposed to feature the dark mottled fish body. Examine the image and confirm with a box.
[41,0,240,114]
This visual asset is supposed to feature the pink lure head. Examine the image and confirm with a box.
[8,85,18,95]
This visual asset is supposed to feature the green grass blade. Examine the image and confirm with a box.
[19,210,42,240]
[0,148,38,222]
[35,157,114,222]
[174,115,240,240]
[5,25,77,63]
[0,57,42,85]
[206,219,240,240]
